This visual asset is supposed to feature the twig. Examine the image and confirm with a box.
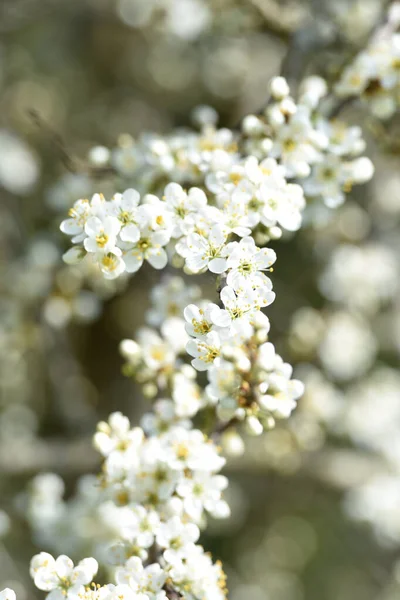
[28,109,117,178]
[164,583,182,599]
[211,417,239,441]
[28,109,79,173]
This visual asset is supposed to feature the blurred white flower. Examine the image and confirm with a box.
[0,130,40,195]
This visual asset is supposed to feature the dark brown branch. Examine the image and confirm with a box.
[164,583,182,600]
[212,417,239,441]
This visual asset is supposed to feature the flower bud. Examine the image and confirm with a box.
[221,430,245,457]
[270,76,290,99]
[245,415,263,436]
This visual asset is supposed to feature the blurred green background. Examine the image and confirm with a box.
[1,1,400,599]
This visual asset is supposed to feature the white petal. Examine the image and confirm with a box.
[30,553,56,576]
[46,590,65,600]
[220,285,236,308]
[84,216,102,237]
[185,339,199,358]
[62,246,86,265]
[104,216,121,237]
[146,248,168,270]
[0,589,16,600]
[60,219,81,236]
[183,304,201,323]
[152,231,170,247]
[255,248,276,269]
[192,358,209,371]
[210,307,231,328]
[208,257,227,274]
[55,555,74,578]
[34,571,59,592]
[209,226,225,246]
[122,188,140,208]
[83,237,99,253]
[124,250,144,273]
[120,224,140,243]
[186,255,208,273]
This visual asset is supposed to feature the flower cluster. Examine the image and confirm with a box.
[26,474,228,600]
[335,32,400,119]
[29,552,166,600]
[27,408,229,600]
[94,411,229,520]
[60,76,374,281]
[60,190,170,279]
[95,412,229,599]
[30,553,98,600]
[22,472,128,560]
[120,278,202,418]
[4,1,400,598]
[243,76,374,208]
[120,274,303,436]
[34,66,380,600]
[60,167,304,280]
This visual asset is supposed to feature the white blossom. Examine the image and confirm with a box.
[225,237,276,293]
[30,552,98,600]
[0,590,16,600]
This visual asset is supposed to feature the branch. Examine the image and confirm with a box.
[164,583,182,600]
[28,109,117,178]
[29,109,79,173]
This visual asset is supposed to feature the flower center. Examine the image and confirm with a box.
[116,491,129,505]
[138,238,150,251]
[261,167,272,176]
[248,198,263,211]
[322,167,335,180]
[207,245,222,259]
[229,172,242,185]
[68,204,89,225]
[283,138,296,152]
[119,211,131,224]
[168,302,179,316]
[267,198,278,210]
[170,536,182,550]
[193,319,212,335]
[365,78,382,96]
[204,347,220,363]
[101,254,117,270]
[239,260,254,274]
[229,307,243,319]
[154,468,169,482]
[176,443,189,460]
[193,483,204,495]
[96,232,109,248]
[150,346,166,361]
[176,205,187,219]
